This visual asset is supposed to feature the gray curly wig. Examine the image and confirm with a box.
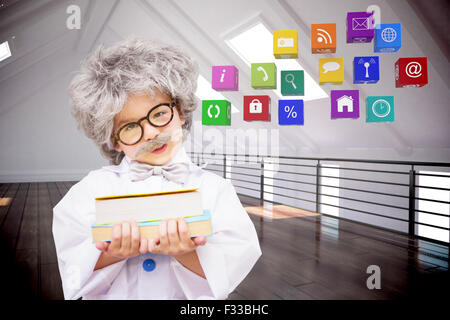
[68,36,199,165]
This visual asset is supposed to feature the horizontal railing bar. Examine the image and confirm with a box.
[317,183,409,199]
[263,190,317,204]
[214,163,260,171]
[264,176,316,186]
[228,171,261,178]
[414,197,450,205]
[232,184,261,193]
[318,202,410,223]
[262,168,316,176]
[319,174,410,187]
[414,221,450,231]
[415,185,450,191]
[187,151,450,167]
[318,193,410,212]
[319,165,410,175]
[415,173,450,178]
[415,209,450,218]
[229,177,259,185]
[202,167,223,174]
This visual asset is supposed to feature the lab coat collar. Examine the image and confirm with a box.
[101,145,194,174]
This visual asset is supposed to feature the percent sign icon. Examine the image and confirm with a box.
[284,105,297,118]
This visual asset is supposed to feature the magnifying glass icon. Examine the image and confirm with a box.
[285,73,297,89]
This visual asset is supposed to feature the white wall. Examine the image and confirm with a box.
[0,0,449,184]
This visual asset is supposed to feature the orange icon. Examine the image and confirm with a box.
[311,23,336,54]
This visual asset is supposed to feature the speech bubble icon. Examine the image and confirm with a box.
[322,61,340,73]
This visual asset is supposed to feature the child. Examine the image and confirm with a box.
[52,37,261,300]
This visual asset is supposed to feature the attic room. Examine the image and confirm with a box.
[0,0,448,307]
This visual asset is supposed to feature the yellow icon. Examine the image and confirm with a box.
[319,58,344,85]
[273,30,298,59]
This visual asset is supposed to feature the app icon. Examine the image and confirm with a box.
[278,100,304,125]
[243,95,270,121]
[395,57,428,88]
[330,90,359,119]
[311,23,336,54]
[251,63,276,89]
[353,56,380,84]
[202,100,231,125]
[273,30,298,59]
[319,58,344,85]
[366,96,394,122]
[211,65,238,91]
[374,23,401,52]
[281,70,304,96]
[347,12,374,43]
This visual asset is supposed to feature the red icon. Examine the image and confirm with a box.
[243,95,270,121]
[395,57,428,88]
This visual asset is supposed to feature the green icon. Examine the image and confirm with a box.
[202,100,231,125]
[366,96,394,123]
[281,70,304,96]
[251,63,276,89]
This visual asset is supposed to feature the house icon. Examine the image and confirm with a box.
[337,95,354,112]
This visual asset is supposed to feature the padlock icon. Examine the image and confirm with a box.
[249,99,262,113]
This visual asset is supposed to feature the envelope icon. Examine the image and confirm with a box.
[352,17,370,30]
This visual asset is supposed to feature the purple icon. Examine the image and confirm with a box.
[346,11,374,43]
[330,90,360,119]
[212,65,239,91]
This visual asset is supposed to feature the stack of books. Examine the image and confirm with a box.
[91,188,211,242]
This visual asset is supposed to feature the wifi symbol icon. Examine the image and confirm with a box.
[312,23,336,54]
[316,29,332,44]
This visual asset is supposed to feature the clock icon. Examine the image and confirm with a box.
[372,99,391,118]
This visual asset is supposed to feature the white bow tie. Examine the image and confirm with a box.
[129,161,190,184]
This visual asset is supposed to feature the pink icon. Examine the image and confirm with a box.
[212,65,238,91]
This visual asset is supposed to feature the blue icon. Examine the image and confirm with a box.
[278,100,304,125]
[374,23,401,52]
[353,56,379,84]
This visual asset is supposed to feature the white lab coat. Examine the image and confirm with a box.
[52,146,261,300]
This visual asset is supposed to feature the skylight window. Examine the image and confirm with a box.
[226,23,328,101]
[0,41,12,62]
[195,74,239,113]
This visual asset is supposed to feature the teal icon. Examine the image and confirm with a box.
[281,70,304,96]
[366,96,394,123]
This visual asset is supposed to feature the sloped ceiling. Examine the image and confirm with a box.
[0,0,449,161]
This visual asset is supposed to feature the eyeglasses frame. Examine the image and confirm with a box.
[113,101,176,146]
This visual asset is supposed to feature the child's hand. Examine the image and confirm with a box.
[95,221,148,259]
[147,218,207,257]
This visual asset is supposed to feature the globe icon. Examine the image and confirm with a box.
[381,28,397,43]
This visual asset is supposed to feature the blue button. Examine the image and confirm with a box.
[142,258,156,272]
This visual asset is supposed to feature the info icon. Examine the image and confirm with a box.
[278,100,304,125]
[211,65,238,91]
[366,96,395,123]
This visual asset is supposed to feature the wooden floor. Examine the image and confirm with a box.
[0,182,448,300]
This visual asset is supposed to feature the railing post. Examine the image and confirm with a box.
[316,160,321,213]
[260,157,265,206]
[223,156,227,179]
[408,165,416,237]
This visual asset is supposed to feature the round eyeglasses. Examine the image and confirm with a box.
[114,102,175,146]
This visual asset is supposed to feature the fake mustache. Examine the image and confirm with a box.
[134,128,184,158]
